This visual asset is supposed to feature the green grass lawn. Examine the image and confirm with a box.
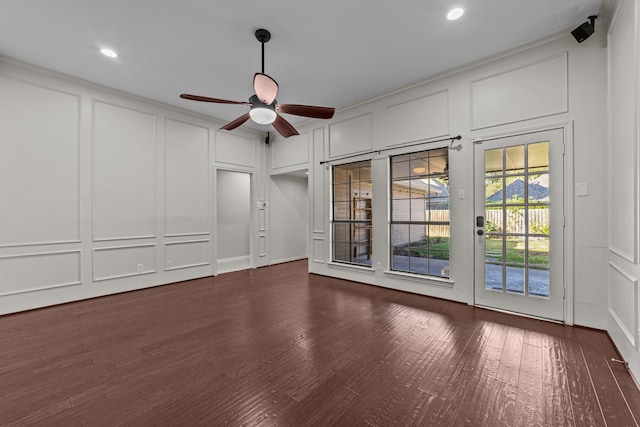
[403,237,549,266]
[486,238,548,266]
[407,239,450,260]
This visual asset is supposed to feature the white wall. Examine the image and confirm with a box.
[606,0,640,380]
[216,170,251,260]
[269,32,609,330]
[269,173,308,264]
[0,58,263,314]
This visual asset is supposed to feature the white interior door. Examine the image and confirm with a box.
[474,129,564,321]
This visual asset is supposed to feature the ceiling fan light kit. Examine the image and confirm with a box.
[180,28,335,138]
[249,95,277,124]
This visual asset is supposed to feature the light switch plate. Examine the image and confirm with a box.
[576,182,589,197]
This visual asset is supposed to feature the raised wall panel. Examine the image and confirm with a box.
[165,118,210,236]
[312,128,326,233]
[608,0,637,263]
[312,237,325,263]
[0,76,80,246]
[329,114,372,158]
[0,251,81,296]
[165,240,210,270]
[215,131,255,167]
[271,132,309,170]
[259,235,266,258]
[93,244,156,281]
[609,262,638,348]
[258,208,266,232]
[93,101,156,240]
[470,53,568,130]
[386,90,449,146]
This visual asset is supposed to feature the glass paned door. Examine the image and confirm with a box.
[474,130,564,321]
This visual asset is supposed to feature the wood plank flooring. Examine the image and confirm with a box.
[0,259,638,426]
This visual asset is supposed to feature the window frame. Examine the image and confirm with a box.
[330,159,373,268]
[389,147,451,278]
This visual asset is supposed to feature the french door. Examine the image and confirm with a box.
[474,129,564,321]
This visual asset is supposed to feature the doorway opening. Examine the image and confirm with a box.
[269,170,309,264]
[216,170,251,273]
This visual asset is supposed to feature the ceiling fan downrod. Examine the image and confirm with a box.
[255,28,271,74]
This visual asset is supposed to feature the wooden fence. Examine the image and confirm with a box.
[393,210,450,245]
[392,208,549,246]
[485,208,549,234]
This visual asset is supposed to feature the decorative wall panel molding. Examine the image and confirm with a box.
[215,131,256,167]
[0,76,80,247]
[608,0,638,264]
[386,90,449,146]
[0,250,81,296]
[312,237,325,264]
[258,208,266,232]
[470,53,568,130]
[271,132,309,170]
[329,114,372,158]
[312,128,326,233]
[93,101,157,241]
[258,235,267,258]
[93,244,156,281]
[164,118,211,237]
[608,262,638,348]
[165,239,210,271]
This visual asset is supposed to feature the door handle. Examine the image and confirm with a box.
[476,216,485,228]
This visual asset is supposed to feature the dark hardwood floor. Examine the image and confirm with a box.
[1,259,639,426]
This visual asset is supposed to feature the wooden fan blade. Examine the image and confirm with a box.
[220,113,251,131]
[254,73,279,105]
[276,103,335,119]
[272,114,299,138]
[180,94,251,105]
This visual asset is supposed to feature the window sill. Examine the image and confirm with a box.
[383,270,454,287]
[327,261,375,274]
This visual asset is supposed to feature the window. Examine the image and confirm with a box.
[332,160,372,266]
[390,148,450,277]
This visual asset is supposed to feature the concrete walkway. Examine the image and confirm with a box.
[354,255,550,297]
[390,255,550,297]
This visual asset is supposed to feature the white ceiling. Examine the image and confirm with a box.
[0,1,603,132]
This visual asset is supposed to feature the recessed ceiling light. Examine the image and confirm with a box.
[447,8,464,20]
[100,48,118,58]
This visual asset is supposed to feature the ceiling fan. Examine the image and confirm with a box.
[180,29,335,138]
